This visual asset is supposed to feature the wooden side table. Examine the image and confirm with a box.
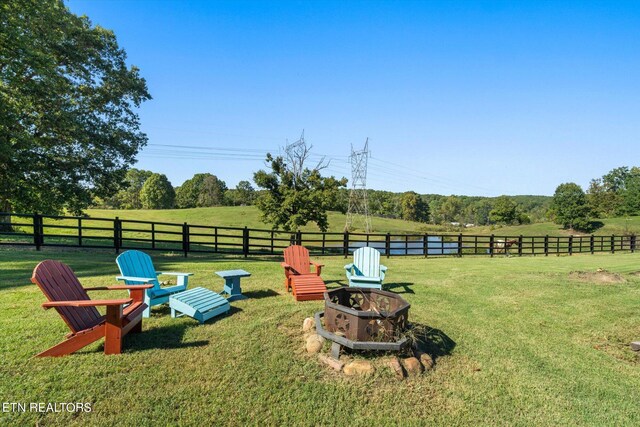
[216,269,251,302]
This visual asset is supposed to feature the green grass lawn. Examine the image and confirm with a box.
[1,248,640,425]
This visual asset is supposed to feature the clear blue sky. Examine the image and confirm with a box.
[66,0,640,196]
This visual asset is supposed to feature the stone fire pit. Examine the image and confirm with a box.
[315,288,410,359]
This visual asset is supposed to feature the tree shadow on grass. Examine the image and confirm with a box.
[242,289,279,299]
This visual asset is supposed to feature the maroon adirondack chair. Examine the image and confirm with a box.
[31,260,153,357]
[281,245,326,301]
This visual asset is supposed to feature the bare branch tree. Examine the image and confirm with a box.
[284,130,329,186]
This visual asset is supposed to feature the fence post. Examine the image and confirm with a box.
[114,217,121,253]
[544,235,549,256]
[271,230,275,255]
[631,235,636,253]
[78,217,83,247]
[182,222,189,257]
[489,234,494,257]
[343,231,349,258]
[33,213,42,251]
[243,226,249,258]
[568,235,573,256]
[296,230,302,246]
[518,235,523,256]
[590,235,594,254]
[423,233,429,258]
[457,233,463,257]
[611,235,615,254]
[385,233,391,258]
[151,223,156,249]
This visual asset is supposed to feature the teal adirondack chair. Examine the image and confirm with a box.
[344,246,387,290]
[116,250,192,317]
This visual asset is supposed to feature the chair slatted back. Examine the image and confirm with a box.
[116,250,160,290]
[31,260,103,333]
[353,247,381,278]
[283,245,311,275]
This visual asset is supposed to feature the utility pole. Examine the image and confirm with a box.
[345,138,371,233]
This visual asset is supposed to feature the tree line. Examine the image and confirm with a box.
[93,170,257,210]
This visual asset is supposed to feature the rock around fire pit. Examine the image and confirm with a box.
[316,287,411,358]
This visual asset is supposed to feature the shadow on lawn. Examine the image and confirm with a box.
[125,306,244,353]
[384,282,415,294]
[407,323,456,362]
[243,289,279,299]
[124,323,209,353]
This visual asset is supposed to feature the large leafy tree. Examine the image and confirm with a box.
[620,169,640,216]
[586,178,620,218]
[140,173,174,209]
[175,173,227,208]
[198,175,227,207]
[489,196,518,224]
[107,168,153,209]
[550,182,591,231]
[438,195,463,223]
[253,137,347,232]
[225,180,256,206]
[0,0,150,224]
[400,191,429,222]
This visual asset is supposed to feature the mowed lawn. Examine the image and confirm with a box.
[1,248,640,425]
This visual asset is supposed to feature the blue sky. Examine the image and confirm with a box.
[66,0,640,196]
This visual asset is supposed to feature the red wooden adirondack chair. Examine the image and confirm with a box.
[31,260,153,357]
[281,245,326,301]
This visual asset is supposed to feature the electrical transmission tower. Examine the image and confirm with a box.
[345,139,372,233]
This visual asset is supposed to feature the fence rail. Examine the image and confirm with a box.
[0,212,637,258]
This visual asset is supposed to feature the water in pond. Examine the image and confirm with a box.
[349,236,459,255]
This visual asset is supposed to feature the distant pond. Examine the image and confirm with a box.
[348,236,459,256]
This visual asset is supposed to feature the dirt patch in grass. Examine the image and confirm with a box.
[593,335,640,365]
[568,270,626,284]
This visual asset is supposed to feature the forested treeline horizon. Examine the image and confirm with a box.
[88,165,640,231]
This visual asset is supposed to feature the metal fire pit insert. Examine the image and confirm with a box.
[315,288,411,359]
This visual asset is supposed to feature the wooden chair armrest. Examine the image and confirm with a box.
[116,275,157,282]
[158,272,193,277]
[310,261,325,267]
[42,298,132,309]
[380,265,388,272]
[344,263,354,271]
[85,285,154,291]
[281,262,291,269]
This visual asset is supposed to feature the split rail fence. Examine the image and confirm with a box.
[0,212,636,258]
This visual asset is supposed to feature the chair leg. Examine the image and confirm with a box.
[36,327,104,357]
[104,305,124,355]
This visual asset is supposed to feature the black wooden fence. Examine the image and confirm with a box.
[0,212,637,258]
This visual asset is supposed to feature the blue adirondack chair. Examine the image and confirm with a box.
[344,246,387,290]
[115,250,192,317]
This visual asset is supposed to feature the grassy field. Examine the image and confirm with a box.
[1,248,640,425]
[85,206,431,234]
[87,207,640,236]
